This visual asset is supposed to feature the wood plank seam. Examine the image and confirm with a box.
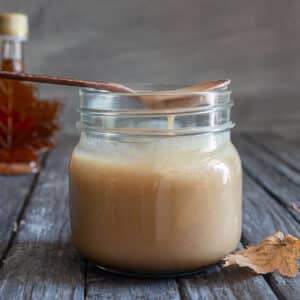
[83,259,87,300]
[263,274,289,300]
[237,136,300,225]
[236,135,300,225]
[243,166,300,226]
[0,137,85,299]
[231,235,280,300]
[175,278,187,300]
[245,133,300,184]
[241,231,286,300]
[0,154,49,268]
[240,171,300,299]
[232,135,300,299]
[239,234,279,299]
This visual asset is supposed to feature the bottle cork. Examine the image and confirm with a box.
[0,13,28,38]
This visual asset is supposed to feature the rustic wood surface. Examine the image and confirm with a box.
[0,133,299,300]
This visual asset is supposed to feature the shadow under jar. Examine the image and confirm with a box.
[69,85,242,277]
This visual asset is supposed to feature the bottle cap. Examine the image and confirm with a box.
[0,13,28,39]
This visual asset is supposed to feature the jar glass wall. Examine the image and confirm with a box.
[69,85,242,277]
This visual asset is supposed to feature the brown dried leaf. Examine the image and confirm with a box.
[223,232,300,277]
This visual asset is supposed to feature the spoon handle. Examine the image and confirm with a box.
[0,71,134,93]
[0,71,231,109]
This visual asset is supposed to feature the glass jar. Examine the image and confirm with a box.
[69,84,242,277]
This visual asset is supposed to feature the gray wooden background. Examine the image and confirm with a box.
[1,0,300,137]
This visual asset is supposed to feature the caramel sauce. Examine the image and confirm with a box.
[69,135,242,273]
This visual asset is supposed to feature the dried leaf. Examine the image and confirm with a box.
[291,203,300,213]
[223,232,300,277]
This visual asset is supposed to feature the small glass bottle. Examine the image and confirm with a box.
[0,14,25,72]
[0,13,61,174]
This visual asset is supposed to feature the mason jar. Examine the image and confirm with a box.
[69,84,242,277]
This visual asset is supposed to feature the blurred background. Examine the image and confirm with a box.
[1,0,299,138]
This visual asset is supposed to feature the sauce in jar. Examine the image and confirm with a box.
[69,85,242,275]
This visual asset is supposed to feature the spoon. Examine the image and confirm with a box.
[0,71,230,108]
[0,70,134,93]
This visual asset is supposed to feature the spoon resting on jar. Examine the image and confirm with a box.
[0,71,230,108]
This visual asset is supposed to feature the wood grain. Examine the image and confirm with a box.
[234,135,300,223]
[86,257,277,300]
[246,133,300,183]
[0,174,35,258]
[241,174,300,300]
[177,260,276,300]
[234,135,300,300]
[86,264,181,300]
[0,136,84,300]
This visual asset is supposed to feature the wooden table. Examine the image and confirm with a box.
[0,133,299,300]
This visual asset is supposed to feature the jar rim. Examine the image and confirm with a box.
[78,83,234,136]
[79,86,232,116]
[80,84,231,97]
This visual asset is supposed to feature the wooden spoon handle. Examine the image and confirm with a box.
[0,71,134,93]
[0,71,230,109]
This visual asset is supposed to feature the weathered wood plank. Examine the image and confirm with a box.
[0,173,35,258]
[234,135,300,223]
[0,136,84,300]
[246,132,300,187]
[242,174,300,300]
[86,251,276,300]
[233,135,300,299]
[247,132,300,171]
[177,260,277,300]
[86,264,181,300]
